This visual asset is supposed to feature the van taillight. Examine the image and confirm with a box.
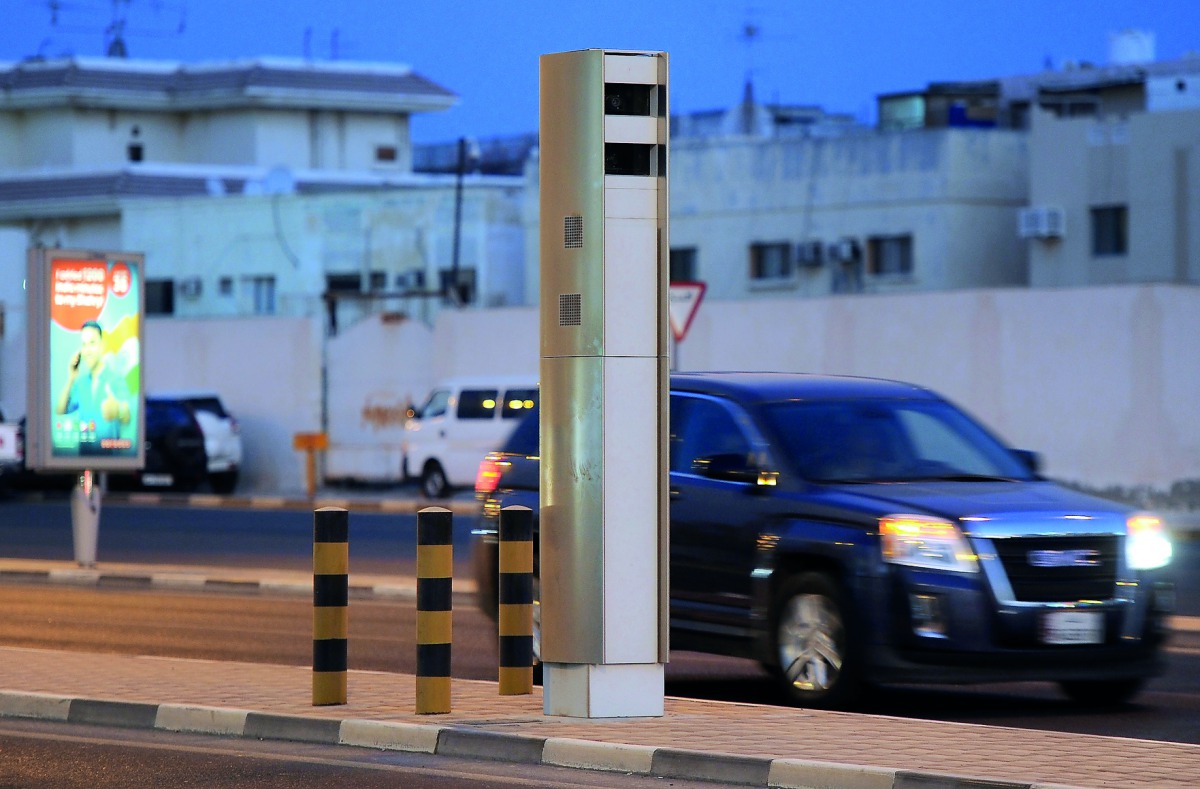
[475,456,502,495]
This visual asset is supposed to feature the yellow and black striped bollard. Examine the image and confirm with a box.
[498,505,534,695]
[416,506,453,714]
[313,506,348,706]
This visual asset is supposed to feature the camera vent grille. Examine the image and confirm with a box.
[564,216,583,249]
[559,293,582,326]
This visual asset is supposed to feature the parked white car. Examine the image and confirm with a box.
[152,391,243,493]
[402,376,538,498]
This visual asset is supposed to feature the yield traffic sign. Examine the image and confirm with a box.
[668,281,706,343]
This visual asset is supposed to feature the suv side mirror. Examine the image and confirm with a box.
[1013,449,1041,475]
[693,453,759,484]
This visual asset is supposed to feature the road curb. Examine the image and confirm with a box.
[0,566,477,605]
[0,691,1087,789]
[5,489,481,516]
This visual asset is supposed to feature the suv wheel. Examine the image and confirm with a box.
[770,572,861,708]
[420,461,449,498]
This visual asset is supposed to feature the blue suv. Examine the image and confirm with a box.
[472,372,1174,708]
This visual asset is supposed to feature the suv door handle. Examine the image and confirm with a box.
[669,487,681,499]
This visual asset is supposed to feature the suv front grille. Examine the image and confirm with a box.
[990,535,1119,602]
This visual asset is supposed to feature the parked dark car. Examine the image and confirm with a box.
[107,396,208,492]
[473,372,1175,708]
[152,391,242,493]
[0,398,207,494]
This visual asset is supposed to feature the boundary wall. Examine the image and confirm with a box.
[4,282,1196,494]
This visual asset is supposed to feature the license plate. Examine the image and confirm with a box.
[142,473,174,487]
[1041,610,1104,645]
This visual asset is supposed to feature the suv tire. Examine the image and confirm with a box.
[769,572,861,709]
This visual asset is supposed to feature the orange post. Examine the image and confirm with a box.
[293,432,329,499]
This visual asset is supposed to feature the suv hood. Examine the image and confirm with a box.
[828,480,1131,536]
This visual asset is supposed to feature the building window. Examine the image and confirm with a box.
[375,145,398,163]
[244,276,276,315]
[127,143,144,162]
[218,277,233,296]
[749,242,793,283]
[867,235,914,276]
[670,247,697,282]
[1091,205,1128,256]
[325,272,387,293]
[145,279,174,315]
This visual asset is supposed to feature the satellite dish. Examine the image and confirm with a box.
[263,166,297,195]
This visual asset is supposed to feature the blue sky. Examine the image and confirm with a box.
[3,1,1198,144]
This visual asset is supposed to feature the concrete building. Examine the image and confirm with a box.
[0,56,533,325]
[2,44,1198,496]
[1026,106,1200,288]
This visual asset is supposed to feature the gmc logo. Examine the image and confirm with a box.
[1027,549,1101,568]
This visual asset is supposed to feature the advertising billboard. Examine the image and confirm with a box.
[25,249,145,471]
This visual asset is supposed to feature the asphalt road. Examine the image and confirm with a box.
[0,498,481,576]
[1,499,1195,614]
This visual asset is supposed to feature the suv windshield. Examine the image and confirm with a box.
[763,398,1033,484]
[182,396,228,419]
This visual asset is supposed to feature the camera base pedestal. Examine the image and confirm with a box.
[70,469,101,567]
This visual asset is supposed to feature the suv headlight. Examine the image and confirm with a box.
[1127,513,1172,570]
[881,514,979,573]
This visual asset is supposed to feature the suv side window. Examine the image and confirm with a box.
[457,389,499,420]
[183,397,228,419]
[670,395,751,475]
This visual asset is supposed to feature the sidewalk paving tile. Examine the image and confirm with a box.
[2,645,1199,788]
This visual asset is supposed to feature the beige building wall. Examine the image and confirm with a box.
[523,128,1030,304]
[1029,106,1200,287]
[120,182,526,321]
[2,269,1195,493]
[144,315,324,494]
[424,285,1198,492]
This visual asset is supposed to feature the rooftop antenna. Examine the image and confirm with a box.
[739,15,763,90]
[737,7,767,134]
[105,0,131,58]
[33,0,188,58]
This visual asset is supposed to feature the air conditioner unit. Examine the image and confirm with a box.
[827,238,861,263]
[1018,207,1066,239]
[1042,207,1065,238]
[178,277,202,299]
[796,240,824,268]
[396,270,426,291]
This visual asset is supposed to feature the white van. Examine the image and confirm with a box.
[402,376,538,497]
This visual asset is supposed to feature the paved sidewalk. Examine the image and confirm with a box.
[2,644,1199,789]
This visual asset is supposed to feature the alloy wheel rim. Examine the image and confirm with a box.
[778,592,844,694]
